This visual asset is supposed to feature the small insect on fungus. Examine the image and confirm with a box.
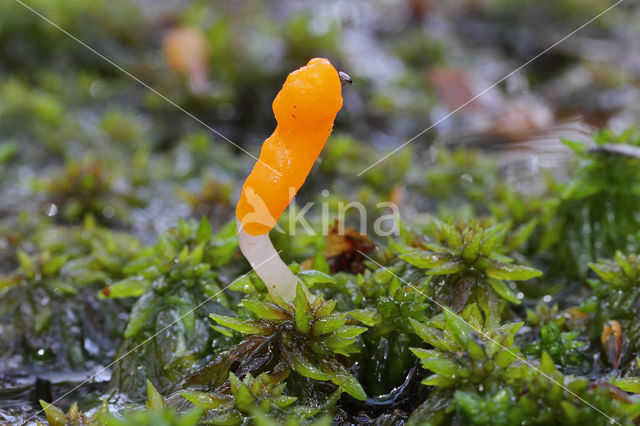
[339,71,353,85]
[236,58,347,302]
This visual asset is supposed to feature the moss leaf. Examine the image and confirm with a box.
[611,377,640,393]
[298,269,336,287]
[485,262,542,281]
[242,300,290,321]
[124,291,156,338]
[488,279,521,305]
[290,351,331,381]
[101,277,148,298]
[294,283,311,334]
[210,314,270,335]
[146,380,167,410]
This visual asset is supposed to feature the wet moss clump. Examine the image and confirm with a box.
[5,122,640,424]
[408,308,640,425]
[0,219,137,368]
[102,218,238,397]
[399,218,542,326]
[210,283,367,401]
[3,0,640,422]
[546,129,640,277]
[34,157,145,226]
[580,252,640,370]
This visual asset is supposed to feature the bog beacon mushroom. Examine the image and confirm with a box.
[236,58,350,302]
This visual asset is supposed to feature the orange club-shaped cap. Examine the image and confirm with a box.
[236,58,345,235]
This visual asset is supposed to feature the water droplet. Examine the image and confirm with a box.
[102,205,115,218]
[45,203,58,217]
[517,292,524,300]
[543,295,552,303]
[321,189,330,197]
[89,80,104,98]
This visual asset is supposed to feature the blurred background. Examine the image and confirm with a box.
[1,0,639,233]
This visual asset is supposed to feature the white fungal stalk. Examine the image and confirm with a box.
[237,219,310,302]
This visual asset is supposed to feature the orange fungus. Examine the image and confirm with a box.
[236,58,344,235]
[163,27,209,93]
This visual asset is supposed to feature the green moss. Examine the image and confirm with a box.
[34,156,145,225]
[399,218,541,325]
[409,308,640,425]
[103,218,238,397]
[180,372,298,424]
[421,147,498,207]
[545,129,640,276]
[211,283,367,401]
[0,219,137,367]
[2,2,640,423]
[524,321,586,366]
[580,252,640,368]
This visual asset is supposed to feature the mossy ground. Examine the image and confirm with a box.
[1,0,640,425]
